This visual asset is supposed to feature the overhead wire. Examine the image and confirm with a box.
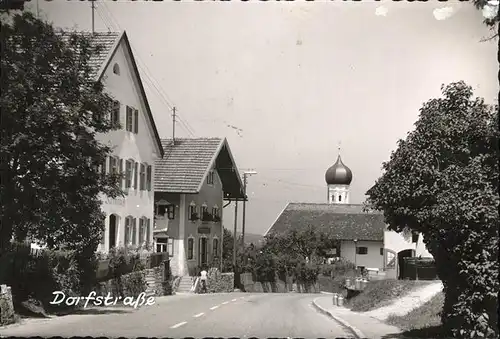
[97,3,196,137]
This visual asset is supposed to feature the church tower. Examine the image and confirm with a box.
[325,145,353,204]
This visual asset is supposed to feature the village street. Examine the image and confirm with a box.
[0,293,353,338]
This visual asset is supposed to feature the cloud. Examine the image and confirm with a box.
[433,7,455,21]
[375,6,389,17]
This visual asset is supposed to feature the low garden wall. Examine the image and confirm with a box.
[0,285,15,326]
[205,268,234,293]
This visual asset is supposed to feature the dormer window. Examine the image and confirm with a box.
[113,63,120,75]
[207,170,215,185]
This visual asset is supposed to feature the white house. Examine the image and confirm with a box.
[265,151,433,279]
[86,31,164,253]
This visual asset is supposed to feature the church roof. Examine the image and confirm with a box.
[325,155,353,185]
[264,203,385,241]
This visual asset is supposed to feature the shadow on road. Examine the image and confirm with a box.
[380,325,453,339]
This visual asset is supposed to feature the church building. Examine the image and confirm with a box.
[264,148,432,280]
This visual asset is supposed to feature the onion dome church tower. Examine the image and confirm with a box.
[325,144,352,204]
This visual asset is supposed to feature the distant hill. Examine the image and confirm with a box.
[244,233,265,246]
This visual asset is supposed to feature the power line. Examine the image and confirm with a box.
[99,3,196,137]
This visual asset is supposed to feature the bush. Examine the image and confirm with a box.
[0,244,81,314]
[121,271,146,298]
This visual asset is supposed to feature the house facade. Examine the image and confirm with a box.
[87,32,164,253]
[153,138,245,277]
[265,151,433,279]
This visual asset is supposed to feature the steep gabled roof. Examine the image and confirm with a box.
[154,138,245,200]
[265,203,386,241]
[60,31,164,157]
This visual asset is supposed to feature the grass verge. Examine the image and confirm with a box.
[346,279,431,312]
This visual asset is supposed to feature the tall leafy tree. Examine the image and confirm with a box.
[0,12,122,287]
[366,82,499,338]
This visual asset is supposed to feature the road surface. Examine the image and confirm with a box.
[0,293,353,338]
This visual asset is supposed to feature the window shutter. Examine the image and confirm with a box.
[119,158,124,189]
[146,219,151,244]
[146,165,152,191]
[134,162,138,189]
[126,106,132,131]
[132,218,137,245]
[109,157,114,174]
[134,109,139,134]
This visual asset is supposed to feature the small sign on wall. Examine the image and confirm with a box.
[198,227,211,234]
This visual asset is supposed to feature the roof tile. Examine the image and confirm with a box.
[267,203,386,241]
[154,138,223,193]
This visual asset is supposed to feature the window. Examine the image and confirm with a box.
[201,205,209,220]
[412,232,419,243]
[100,158,107,175]
[356,246,368,255]
[125,160,133,189]
[339,195,342,202]
[139,218,145,244]
[213,238,219,257]
[134,162,138,189]
[126,106,134,132]
[380,248,384,256]
[111,101,120,126]
[189,204,198,220]
[156,238,167,253]
[187,238,194,260]
[113,63,120,75]
[212,207,219,220]
[207,170,215,185]
[109,156,118,175]
[146,165,152,191]
[125,216,134,245]
[140,163,146,190]
[167,205,175,220]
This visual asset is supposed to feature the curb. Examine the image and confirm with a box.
[312,297,366,339]
[320,291,333,295]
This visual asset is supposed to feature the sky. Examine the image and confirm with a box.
[28,0,497,236]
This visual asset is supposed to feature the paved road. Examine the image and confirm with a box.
[0,293,352,338]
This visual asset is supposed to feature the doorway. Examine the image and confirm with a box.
[398,249,415,279]
[199,237,208,267]
[109,214,117,249]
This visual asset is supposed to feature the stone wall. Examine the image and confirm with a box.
[95,261,172,298]
[0,284,15,326]
[206,269,234,293]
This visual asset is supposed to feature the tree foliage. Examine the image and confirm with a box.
[366,81,499,338]
[0,12,123,289]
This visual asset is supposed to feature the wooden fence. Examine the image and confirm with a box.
[402,257,438,280]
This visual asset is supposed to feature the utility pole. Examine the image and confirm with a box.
[172,106,176,145]
[91,0,95,34]
[241,170,257,247]
[232,199,238,271]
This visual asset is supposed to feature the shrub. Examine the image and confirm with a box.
[121,271,146,298]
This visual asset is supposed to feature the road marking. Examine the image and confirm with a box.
[231,298,237,301]
[193,312,204,318]
[170,321,187,329]
[210,305,219,310]
[222,301,229,304]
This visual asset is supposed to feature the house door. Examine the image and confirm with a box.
[199,237,208,266]
[109,215,117,249]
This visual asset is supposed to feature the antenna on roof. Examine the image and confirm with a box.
[172,106,177,145]
[91,0,95,34]
[338,140,341,157]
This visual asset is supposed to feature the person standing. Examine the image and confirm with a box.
[200,267,208,293]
